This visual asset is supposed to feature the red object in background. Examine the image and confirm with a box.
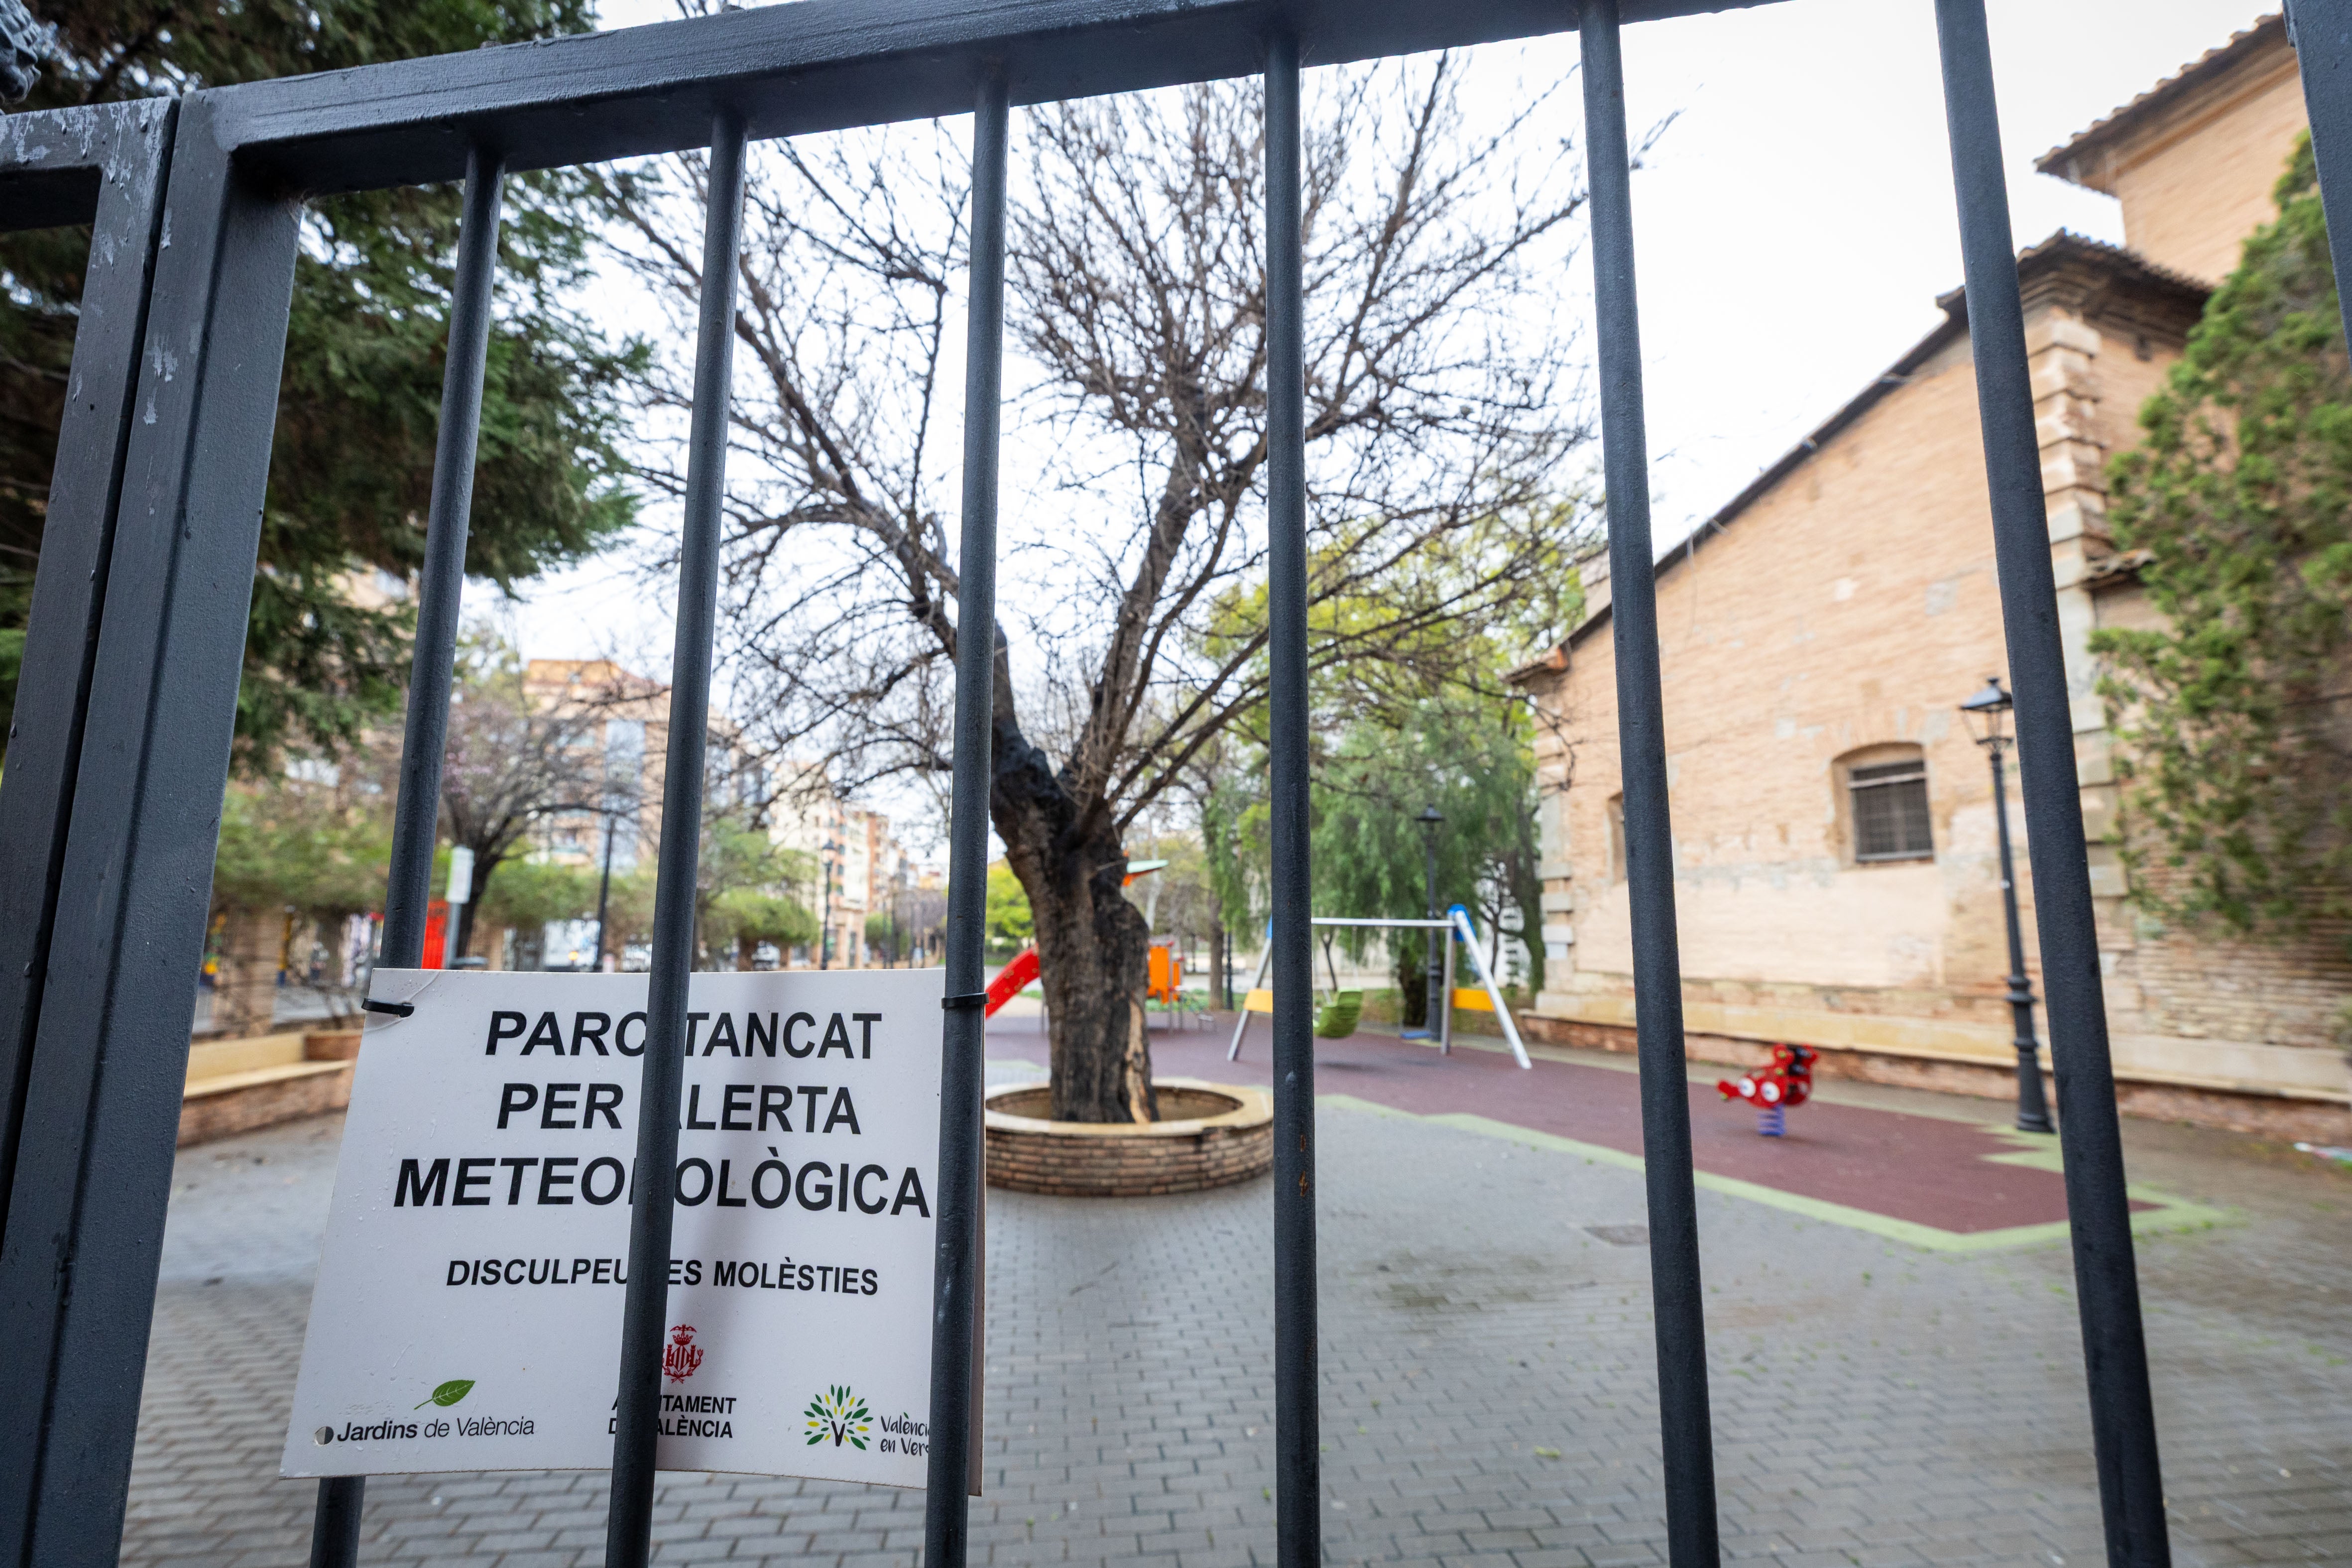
[419,900,451,969]
[1718,1043,1817,1110]
[984,948,1040,1017]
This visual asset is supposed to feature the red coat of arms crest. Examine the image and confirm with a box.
[663,1324,704,1383]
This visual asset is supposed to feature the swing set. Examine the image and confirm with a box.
[1226,905,1530,1070]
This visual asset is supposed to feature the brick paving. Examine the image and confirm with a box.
[126,1040,2351,1567]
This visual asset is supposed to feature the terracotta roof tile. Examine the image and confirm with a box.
[2036,13,2289,182]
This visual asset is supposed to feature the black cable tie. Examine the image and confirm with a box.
[941,992,990,1012]
[362,997,416,1018]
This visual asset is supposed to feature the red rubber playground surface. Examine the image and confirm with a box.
[990,1012,2190,1248]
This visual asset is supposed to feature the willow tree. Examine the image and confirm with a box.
[2095,135,2352,958]
[607,52,1593,1119]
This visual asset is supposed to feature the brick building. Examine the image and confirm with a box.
[1510,15,2350,1140]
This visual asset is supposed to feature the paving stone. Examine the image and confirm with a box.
[118,1083,2352,1567]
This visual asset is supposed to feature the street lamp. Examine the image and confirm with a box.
[533,796,635,972]
[1960,676,2056,1134]
[1416,804,1444,1037]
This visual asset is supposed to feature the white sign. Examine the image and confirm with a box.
[281,967,948,1486]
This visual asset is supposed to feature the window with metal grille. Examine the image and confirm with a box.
[1849,758,1933,861]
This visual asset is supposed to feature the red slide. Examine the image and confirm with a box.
[984,948,1040,1017]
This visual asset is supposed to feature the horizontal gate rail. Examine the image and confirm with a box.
[0,2,2199,1565]
[1,0,1775,209]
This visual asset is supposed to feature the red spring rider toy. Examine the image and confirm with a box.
[1717,1044,1816,1136]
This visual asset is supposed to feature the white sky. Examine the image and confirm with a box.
[500,0,2276,831]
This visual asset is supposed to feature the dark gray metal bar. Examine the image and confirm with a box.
[0,98,174,1255]
[305,139,505,1568]
[1578,6,1720,1564]
[1263,30,1320,1568]
[132,0,1779,204]
[1931,5,2170,1564]
[922,66,1009,1568]
[0,93,302,1568]
[378,146,507,968]
[2286,2,2352,352]
[603,105,748,1568]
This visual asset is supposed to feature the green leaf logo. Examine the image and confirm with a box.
[416,1379,475,1410]
[804,1384,872,1448]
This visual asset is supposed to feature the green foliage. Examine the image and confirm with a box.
[862,908,903,955]
[210,782,393,920]
[714,891,821,949]
[1198,763,1266,938]
[985,862,1034,950]
[475,859,598,934]
[2093,134,2352,951]
[1310,697,1544,1003]
[696,819,817,959]
[1,0,643,769]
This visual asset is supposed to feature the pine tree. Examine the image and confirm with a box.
[0,0,644,767]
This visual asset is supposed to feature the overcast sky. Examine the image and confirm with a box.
[504,0,2277,733]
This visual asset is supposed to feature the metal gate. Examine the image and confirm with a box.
[9,1,2348,1564]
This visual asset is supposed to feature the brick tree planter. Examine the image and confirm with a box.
[984,1077,1273,1197]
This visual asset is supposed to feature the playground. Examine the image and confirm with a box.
[122,1030,2349,1568]
[986,986,2220,1251]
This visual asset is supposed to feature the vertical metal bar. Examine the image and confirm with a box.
[1578,6,1721,1564]
[0,99,174,1250]
[2285,2,2352,352]
[1263,30,1320,1568]
[303,139,504,1568]
[603,105,747,1568]
[922,65,1008,1568]
[1931,5,2170,1564]
[0,95,302,1568]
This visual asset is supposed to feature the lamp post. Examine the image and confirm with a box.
[591,808,620,971]
[1416,805,1444,1034]
[1960,676,2056,1134]
[535,797,635,971]
[819,836,836,969]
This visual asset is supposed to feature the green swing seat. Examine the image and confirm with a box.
[1314,989,1363,1039]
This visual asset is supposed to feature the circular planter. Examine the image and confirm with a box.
[984,1077,1273,1197]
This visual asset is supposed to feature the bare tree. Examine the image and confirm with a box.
[605,51,1595,1120]
[424,638,604,957]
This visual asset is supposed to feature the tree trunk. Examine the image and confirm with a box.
[1207,913,1226,1015]
[1397,944,1428,1030]
[991,717,1157,1124]
[214,905,284,1037]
